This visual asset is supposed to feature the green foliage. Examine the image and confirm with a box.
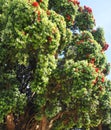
[45,59,108,129]
[37,0,49,10]
[49,0,79,26]
[92,27,106,47]
[75,6,95,31]
[65,31,107,70]
[0,87,26,123]
[0,0,111,129]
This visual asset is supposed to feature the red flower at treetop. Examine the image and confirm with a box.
[84,5,92,13]
[68,0,80,6]
[102,43,109,51]
[32,2,39,7]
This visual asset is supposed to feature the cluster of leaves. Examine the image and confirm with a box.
[36,0,49,10]
[0,0,71,124]
[98,80,111,126]
[0,87,26,123]
[49,0,79,27]
[75,6,96,31]
[92,27,109,51]
[47,10,72,52]
[66,31,107,70]
[45,59,109,129]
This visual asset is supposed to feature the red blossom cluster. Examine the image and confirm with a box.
[90,58,95,64]
[32,0,43,7]
[95,68,99,72]
[92,77,98,85]
[37,11,41,22]
[84,5,92,13]
[68,0,80,6]
[66,15,71,21]
[92,76,105,85]
[102,43,109,51]
[32,2,39,7]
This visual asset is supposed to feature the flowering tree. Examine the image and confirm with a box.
[0,0,111,130]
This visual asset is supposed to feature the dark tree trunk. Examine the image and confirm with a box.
[4,103,51,130]
[98,123,102,130]
[6,113,15,130]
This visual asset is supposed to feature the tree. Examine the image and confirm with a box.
[0,0,111,130]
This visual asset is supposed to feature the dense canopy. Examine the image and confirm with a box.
[0,0,111,130]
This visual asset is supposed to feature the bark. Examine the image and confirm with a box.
[98,123,102,130]
[6,113,15,130]
[39,116,49,130]
[5,108,77,130]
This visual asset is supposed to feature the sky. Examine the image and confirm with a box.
[79,0,111,80]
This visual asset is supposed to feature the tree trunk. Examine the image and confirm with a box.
[5,113,51,130]
[98,123,102,130]
[39,116,50,130]
[6,113,15,130]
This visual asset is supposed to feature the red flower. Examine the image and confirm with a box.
[47,36,52,42]
[92,77,98,85]
[95,68,99,72]
[66,15,71,21]
[32,2,39,7]
[84,6,92,13]
[68,0,80,6]
[101,77,105,83]
[37,17,41,22]
[39,0,43,2]
[90,58,95,64]
[102,43,109,51]
[38,11,41,16]
[76,1,80,5]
